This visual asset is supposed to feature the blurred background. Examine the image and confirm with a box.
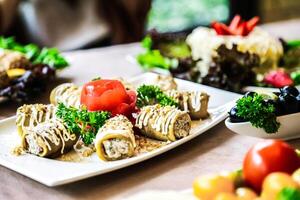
[0,0,299,51]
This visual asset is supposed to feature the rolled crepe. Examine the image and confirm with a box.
[155,75,177,91]
[135,105,191,141]
[16,104,56,137]
[0,50,29,71]
[166,90,209,120]
[50,83,81,108]
[21,119,77,158]
[95,115,136,161]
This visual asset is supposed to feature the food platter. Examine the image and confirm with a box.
[0,72,239,186]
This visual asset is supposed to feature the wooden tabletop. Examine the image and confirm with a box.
[1,19,300,200]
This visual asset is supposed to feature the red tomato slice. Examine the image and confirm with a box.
[81,79,137,118]
[229,15,241,30]
[246,16,260,32]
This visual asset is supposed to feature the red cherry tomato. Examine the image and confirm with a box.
[81,79,137,118]
[243,140,300,192]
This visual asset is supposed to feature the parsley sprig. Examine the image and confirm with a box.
[136,85,178,108]
[56,103,110,144]
[236,94,280,133]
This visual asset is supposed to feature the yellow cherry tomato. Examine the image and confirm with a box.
[236,187,257,200]
[193,174,234,200]
[214,192,238,200]
[261,172,298,200]
[220,170,243,187]
[292,168,300,186]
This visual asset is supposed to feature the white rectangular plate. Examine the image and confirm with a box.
[0,72,240,186]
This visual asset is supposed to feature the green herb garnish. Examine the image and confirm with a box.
[137,36,178,70]
[56,103,110,144]
[277,187,300,200]
[136,85,178,108]
[0,36,69,69]
[236,94,280,133]
[92,77,101,81]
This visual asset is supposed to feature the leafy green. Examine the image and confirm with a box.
[157,41,191,59]
[287,40,300,50]
[136,85,178,108]
[236,94,280,133]
[137,50,178,70]
[33,48,69,69]
[56,103,110,144]
[141,36,152,50]
[277,187,300,200]
[0,36,69,69]
[137,36,178,70]
[291,71,300,85]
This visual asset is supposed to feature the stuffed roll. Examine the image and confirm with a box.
[95,115,136,161]
[21,119,77,158]
[50,83,81,108]
[135,105,191,141]
[155,75,177,91]
[16,104,56,137]
[0,50,29,71]
[166,90,209,119]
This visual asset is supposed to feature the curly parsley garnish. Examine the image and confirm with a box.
[236,94,280,133]
[56,103,110,144]
[136,85,178,108]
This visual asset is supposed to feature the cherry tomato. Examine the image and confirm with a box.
[214,193,238,200]
[292,168,300,185]
[261,172,299,200]
[236,188,257,200]
[193,174,234,200]
[243,140,300,192]
[81,79,137,118]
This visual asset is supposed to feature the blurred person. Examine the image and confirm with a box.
[0,0,151,50]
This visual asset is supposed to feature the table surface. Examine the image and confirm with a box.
[1,19,300,200]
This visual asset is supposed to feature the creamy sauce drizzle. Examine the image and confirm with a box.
[16,104,56,130]
[166,90,204,112]
[52,83,81,108]
[136,105,184,136]
[25,120,77,154]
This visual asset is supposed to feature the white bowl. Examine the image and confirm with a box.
[225,112,300,140]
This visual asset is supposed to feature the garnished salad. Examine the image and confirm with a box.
[136,15,300,92]
[0,36,69,102]
[193,140,300,200]
[229,86,300,133]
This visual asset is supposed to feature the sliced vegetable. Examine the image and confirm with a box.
[243,140,300,192]
[80,79,137,118]
[211,15,259,36]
